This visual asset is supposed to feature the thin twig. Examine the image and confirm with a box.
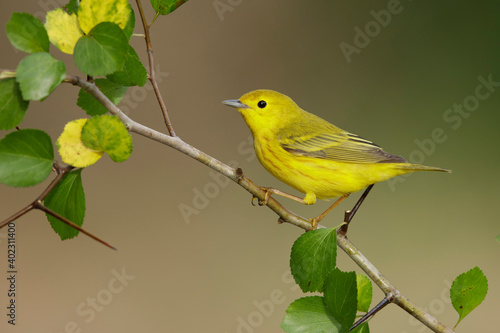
[0,161,116,250]
[336,232,454,333]
[350,297,391,331]
[0,203,34,230]
[135,0,176,136]
[38,162,74,198]
[35,202,116,250]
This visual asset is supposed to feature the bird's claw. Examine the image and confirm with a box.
[251,196,263,206]
[251,187,272,206]
[309,218,318,231]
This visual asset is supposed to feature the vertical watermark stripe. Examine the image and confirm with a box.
[5,222,17,325]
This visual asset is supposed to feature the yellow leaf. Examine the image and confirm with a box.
[78,0,132,34]
[57,119,103,168]
[45,8,83,54]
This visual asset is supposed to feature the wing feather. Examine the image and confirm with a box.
[278,119,406,164]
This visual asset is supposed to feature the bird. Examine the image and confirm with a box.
[222,89,450,228]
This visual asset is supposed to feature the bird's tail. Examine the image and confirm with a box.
[398,164,451,173]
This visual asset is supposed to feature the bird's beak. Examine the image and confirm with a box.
[222,99,250,109]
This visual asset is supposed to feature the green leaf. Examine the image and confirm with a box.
[450,266,488,328]
[81,115,133,162]
[0,129,53,187]
[290,228,337,292]
[77,79,128,116]
[0,78,29,130]
[6,13,49,53]
[63,0,79,14]
[356,273,372,313]
[107,46,147,87]
[150,0,189,15]
[323,268,358,332]
[16,52,66,101]
[44,169,85,240]
[281,296,341,333]
[73,22,128,77]
[123,5,136,40]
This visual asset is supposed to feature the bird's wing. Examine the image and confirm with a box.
[278,120,406,164]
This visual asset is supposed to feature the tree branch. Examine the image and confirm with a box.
[0,161,116,250]
[0,68,454,332]
[336,233,454,333]
[63,73,453,332]
[35,201,116,250]
[135,0,176,136]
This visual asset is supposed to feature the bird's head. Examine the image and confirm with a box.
[222,89,301,135]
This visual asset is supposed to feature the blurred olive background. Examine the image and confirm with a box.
[1,1,499,332]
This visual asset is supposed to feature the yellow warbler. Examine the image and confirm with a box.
[222,89,450,226]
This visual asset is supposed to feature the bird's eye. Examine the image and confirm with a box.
[257,100,267,109]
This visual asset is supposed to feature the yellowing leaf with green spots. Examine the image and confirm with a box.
[81,115,132,163]
[45,8,83,54]
[57,119,103,168]
[78,0,132,34]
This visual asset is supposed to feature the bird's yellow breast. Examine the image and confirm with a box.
[253,134,410,202]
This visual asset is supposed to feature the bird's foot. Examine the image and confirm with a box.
[251,187,273,206]
[309,217,319,230]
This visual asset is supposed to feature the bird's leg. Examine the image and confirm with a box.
[310,195,349,229]
[340,184,374,234]
[346,184,374,223]
[252,187,306,206]
[349,296,391,331]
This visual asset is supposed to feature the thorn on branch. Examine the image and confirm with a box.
[0,160,115,250]
[350,296,392,331]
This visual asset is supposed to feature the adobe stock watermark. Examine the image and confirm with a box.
[7,0,67,55]
[387,73,499,191]
[401,279,452,333]
[49,267,135,333]
[339,0,409,64]
[225,269,303,333]
[178,135,256,224]
[31,0,69,21]
[119,64,170,116]
[213,0,244,22]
